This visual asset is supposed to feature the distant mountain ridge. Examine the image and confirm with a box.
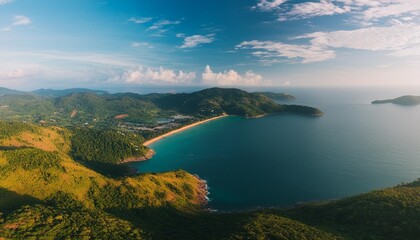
[0,87,323,125]
[0,87,26,96]
[32,88,108,97]
[372,95,420,106]
[254,92,296,101]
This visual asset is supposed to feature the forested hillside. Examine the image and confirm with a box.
[0,88,322,127]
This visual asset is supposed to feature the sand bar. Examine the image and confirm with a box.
[143,114,228,146]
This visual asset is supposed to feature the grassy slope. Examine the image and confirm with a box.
[286,180,420,240]
[0,122,205,239]
[0,124,205,209]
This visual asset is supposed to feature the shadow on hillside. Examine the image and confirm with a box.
[0,188,41,212]
[76,160,136,178]
[105,206,244,240]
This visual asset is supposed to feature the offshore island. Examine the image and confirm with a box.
[372,95,420,106]
[0,87,419,240]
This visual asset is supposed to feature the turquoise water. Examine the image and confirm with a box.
[131,88,420,211]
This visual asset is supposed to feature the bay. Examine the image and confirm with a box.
[131,87,420,211]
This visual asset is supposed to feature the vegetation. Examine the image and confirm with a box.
[32,88,108,97]
[372,95,420,106]
[0,192,147,240]
[0,121,419,239]
[71,128,147,164]
[287,179,420,240]
[254,92,296,101]
[0,87,322,127]
[152,87,322,117]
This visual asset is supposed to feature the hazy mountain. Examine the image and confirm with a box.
[0,87,26,96]
[32,88,108,97]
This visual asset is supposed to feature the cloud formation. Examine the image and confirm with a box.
[269,0,420,23]
[1,15,31,31]
[110,66,196,85]
[0,0,13,5]
[0,69,31,80]
[128,17,152,24]
[237,40,336,64]
[279,0,350,21]
[302,23,420,55]
[238,23,420,63]
[254,0,287,11]
[12,15,31,25]
[131,42,153,48]
[178,34,215,48]
[202,65,262,86]
[147,19,181,31]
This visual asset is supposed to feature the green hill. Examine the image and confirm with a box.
[0,88,322,128]
[0,94,56,122]
[0,122,206,239]
[372,95,420,106]
[0,87,26,97]
[153,88,322,117]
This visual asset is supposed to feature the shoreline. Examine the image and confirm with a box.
[119,148,156,164]
[143,114,228,147]
[193,174,210,206]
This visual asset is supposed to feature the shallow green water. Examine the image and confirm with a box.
[132,88,420,211]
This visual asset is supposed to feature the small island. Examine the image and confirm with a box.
[372,95,420,106]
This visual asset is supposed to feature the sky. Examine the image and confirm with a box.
[1,0,420,90]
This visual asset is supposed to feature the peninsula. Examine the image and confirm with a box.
[372,95,420,106]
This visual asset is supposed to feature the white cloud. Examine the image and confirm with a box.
[0,0,13,5]
[361,1,420,20]
[131,42,153,48]
[179,34,215,48]
[239,23,420,64]
[271,0,420,23]
[280,0,351,20]
[301,23,420,55]
[128,17,152,24]
[12,15,31,26]
[0,51,139,68]
[237,40,336,63]
[147,19,181,31]
[0,69,30,80]
[110,66,196,85]
[254,0,287,11]
[202,65,262,86]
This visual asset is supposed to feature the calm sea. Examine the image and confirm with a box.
[131,87,420,211]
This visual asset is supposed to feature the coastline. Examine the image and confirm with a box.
[193,174,210,206]
[120,148,156,164]
[143,114,228,147]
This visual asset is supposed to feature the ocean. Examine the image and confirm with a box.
[131,87,420,211]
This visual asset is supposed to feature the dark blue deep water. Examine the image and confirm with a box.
[131,87,420,211]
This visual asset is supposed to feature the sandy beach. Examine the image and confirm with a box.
[143,114,228,146]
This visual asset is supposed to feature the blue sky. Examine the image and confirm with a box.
[1,0,420,90]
